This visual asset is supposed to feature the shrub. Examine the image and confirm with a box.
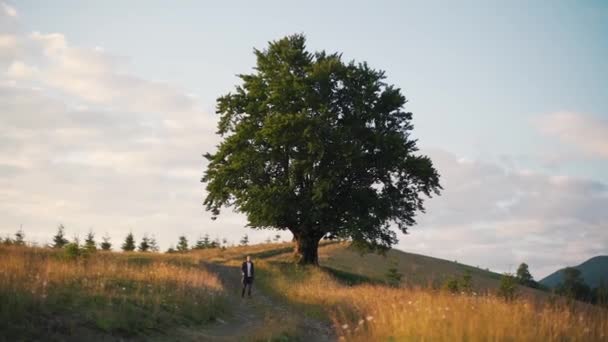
[443,277,460,293]
[385,259,403,287]
[63,242,81,260]
[498,273,518,301]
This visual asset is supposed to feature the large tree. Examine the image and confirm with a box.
[202,34,441,265]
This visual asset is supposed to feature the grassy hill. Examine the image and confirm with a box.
[540,255,608,288]
[1,241,606,341]
[318,242,502,287]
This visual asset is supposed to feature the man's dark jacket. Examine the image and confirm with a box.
[241,261,254,280]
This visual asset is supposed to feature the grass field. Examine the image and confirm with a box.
[1,241,607,341]
[0,245,227,340]
[260,262,608,341]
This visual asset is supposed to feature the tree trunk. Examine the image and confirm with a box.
[293,232,321,265]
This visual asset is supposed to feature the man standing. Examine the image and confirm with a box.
[241,255,254,298]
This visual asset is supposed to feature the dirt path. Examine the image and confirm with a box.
[179,262,335,341]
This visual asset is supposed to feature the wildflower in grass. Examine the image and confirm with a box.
[358,319,365,325]
[342,324,349,330]
[366,315,373,321]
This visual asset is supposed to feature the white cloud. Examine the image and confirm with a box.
[6,60,37,78]
[0,15,268,250]
[1,2,17,17]
[399,148,608,278]
[0,33,16,48]
[536,112,608,159]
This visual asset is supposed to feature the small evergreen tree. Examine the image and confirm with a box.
[13,226,25,246]
[222,237,228,247]
[176,235,189,252]
[211,237,220,248]
[460,270,473,293]
[148,235,159,252]
[52,224,69,248]
[122,232,136,252]
[273,234,281,243]
[138,235,150,252]
[385,259,403,287]
[100,233,112,251]
[239,234,249,246]
[166,245,176,254]
[194,236,205,250]
[84,230,96,252]
[498,273,518,301]
[193,234,211,250]
[14,226,25,246]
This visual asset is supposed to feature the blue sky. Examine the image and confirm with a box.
[1,1,607,278]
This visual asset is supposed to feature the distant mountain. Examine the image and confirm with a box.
[540,256,608,289]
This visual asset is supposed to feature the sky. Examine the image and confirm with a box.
[1,0,607,278]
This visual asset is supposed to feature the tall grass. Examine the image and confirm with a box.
[0,245,227,339]
[262,262,608,341]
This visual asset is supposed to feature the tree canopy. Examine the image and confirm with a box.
[202,34,441,264]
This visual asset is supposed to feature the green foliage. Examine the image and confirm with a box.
[202,34,441,263]
[594,278,608,307]
[176,235,189,252]
[122,233,136,252]
[385,259,403,287]
[556,267,591,301]
[138,235,150,252]
[194,234,211,250]
[165,246,177,254]
[14,227,25,246]
[460,270,473,292]
[63,242,81,260]
[443,277,460,293]
[240,234,249,246]
[442,271,473,294]
[148,235,159,252]
[84,230,96,252]
[52,224,69,249]
[498,273,518,301]
[516,262,538,288]
[100,234,112,251]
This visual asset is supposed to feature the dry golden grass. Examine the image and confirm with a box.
[190,241,295,263]
[0,245,227,339]
[262,262,608,341]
